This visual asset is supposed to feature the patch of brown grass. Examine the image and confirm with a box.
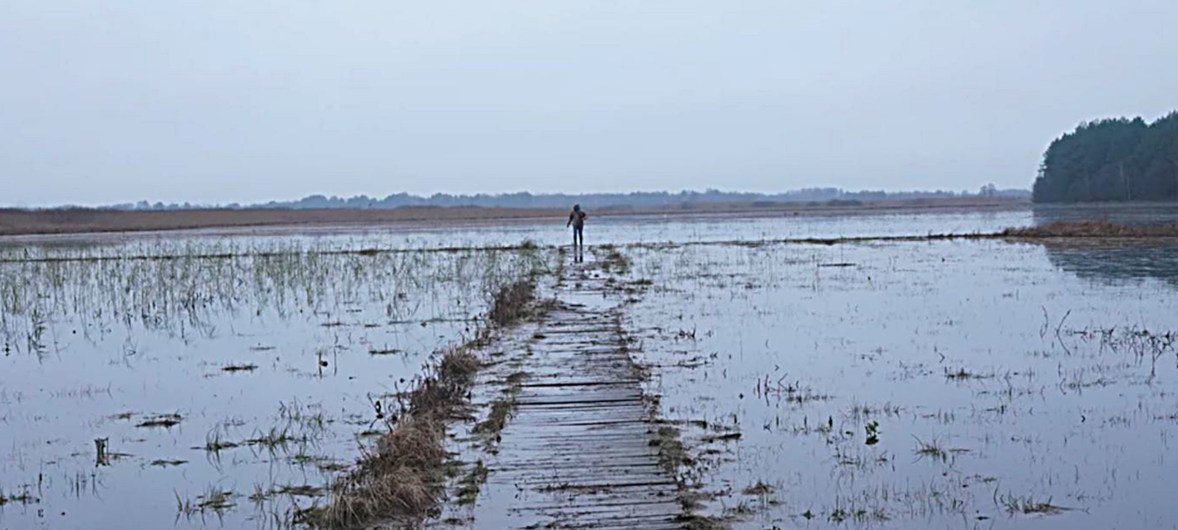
[1001,220,1178,238]
[649,426,693,476]
[300,344,483,528]
[300,414,445,528]
[488,280,536,326]
[304,282,546,528]
[598,245,631,274]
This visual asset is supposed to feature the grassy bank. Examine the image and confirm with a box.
[300,278,542,529]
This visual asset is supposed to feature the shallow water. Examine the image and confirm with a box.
[626,236,1178,529]
[0,242,545,529]
[1,204,1176,529]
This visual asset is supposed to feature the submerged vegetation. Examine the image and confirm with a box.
[0,239,549,353]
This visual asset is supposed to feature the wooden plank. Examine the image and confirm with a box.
[431,251,686,529]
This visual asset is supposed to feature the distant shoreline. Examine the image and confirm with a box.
[0,197,1028,238]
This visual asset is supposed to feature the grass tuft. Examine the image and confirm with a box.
[136,413,182,428]
[999,493,1068,515]
[488,280,536,326]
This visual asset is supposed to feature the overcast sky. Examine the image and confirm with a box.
[3,1,1177,206]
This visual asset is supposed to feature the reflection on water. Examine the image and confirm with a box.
[1038,240,1178,287]
[1028,203,1178,287]
[1032,202,1178,226]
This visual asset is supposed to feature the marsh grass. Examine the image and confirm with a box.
[136,413,183,428]
[299,412,447,528]
[998,493,1068,515]
[598,245,632,274]
[308,303,525,527]
[754,376,832,404]
[742,481,774,496]
[150,459,188,467]
[944,367,990,381]
[912,436,970,464]
[913,436,948,462]
[828,505,889,524]
[304,272,543,529]
[0,488,37,506]
[249,483,327,503]
[247,426,300,450]
[454,460,489,505]
[1072,325,1177,378]
[1001,220,1178,239]
[0,240,549,356]
[0,238,552,527]
[488,280,536,326]
[848,402,902,420]
[176,486,235,517]
[202,426,240,453]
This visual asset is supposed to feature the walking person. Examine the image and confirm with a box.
[566,204,587,251]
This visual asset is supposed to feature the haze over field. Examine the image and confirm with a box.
[3,1,1178,206]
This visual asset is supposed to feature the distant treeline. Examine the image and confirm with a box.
[110,187,1027,211]
[1033,112,1178,203]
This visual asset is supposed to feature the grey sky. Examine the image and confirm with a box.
[3,1,1177,206]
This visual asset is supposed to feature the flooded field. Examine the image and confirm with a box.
[623,213,1178,528]
[1,204,1177,529]
[0,236,548,529]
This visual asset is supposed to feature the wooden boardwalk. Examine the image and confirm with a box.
[435,252,685,529]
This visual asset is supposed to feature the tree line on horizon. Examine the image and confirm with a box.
[106,186,1027,211]
[1033,112,1178,203]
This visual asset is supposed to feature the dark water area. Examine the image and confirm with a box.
[1031,203,1178,287]
[1031,202,1178,226]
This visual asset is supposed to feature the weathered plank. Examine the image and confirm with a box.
[433,251,685,529]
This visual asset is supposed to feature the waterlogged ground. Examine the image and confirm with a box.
[625,235,1178,529]
[0,236,548,529]
[1,203,1177,530]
